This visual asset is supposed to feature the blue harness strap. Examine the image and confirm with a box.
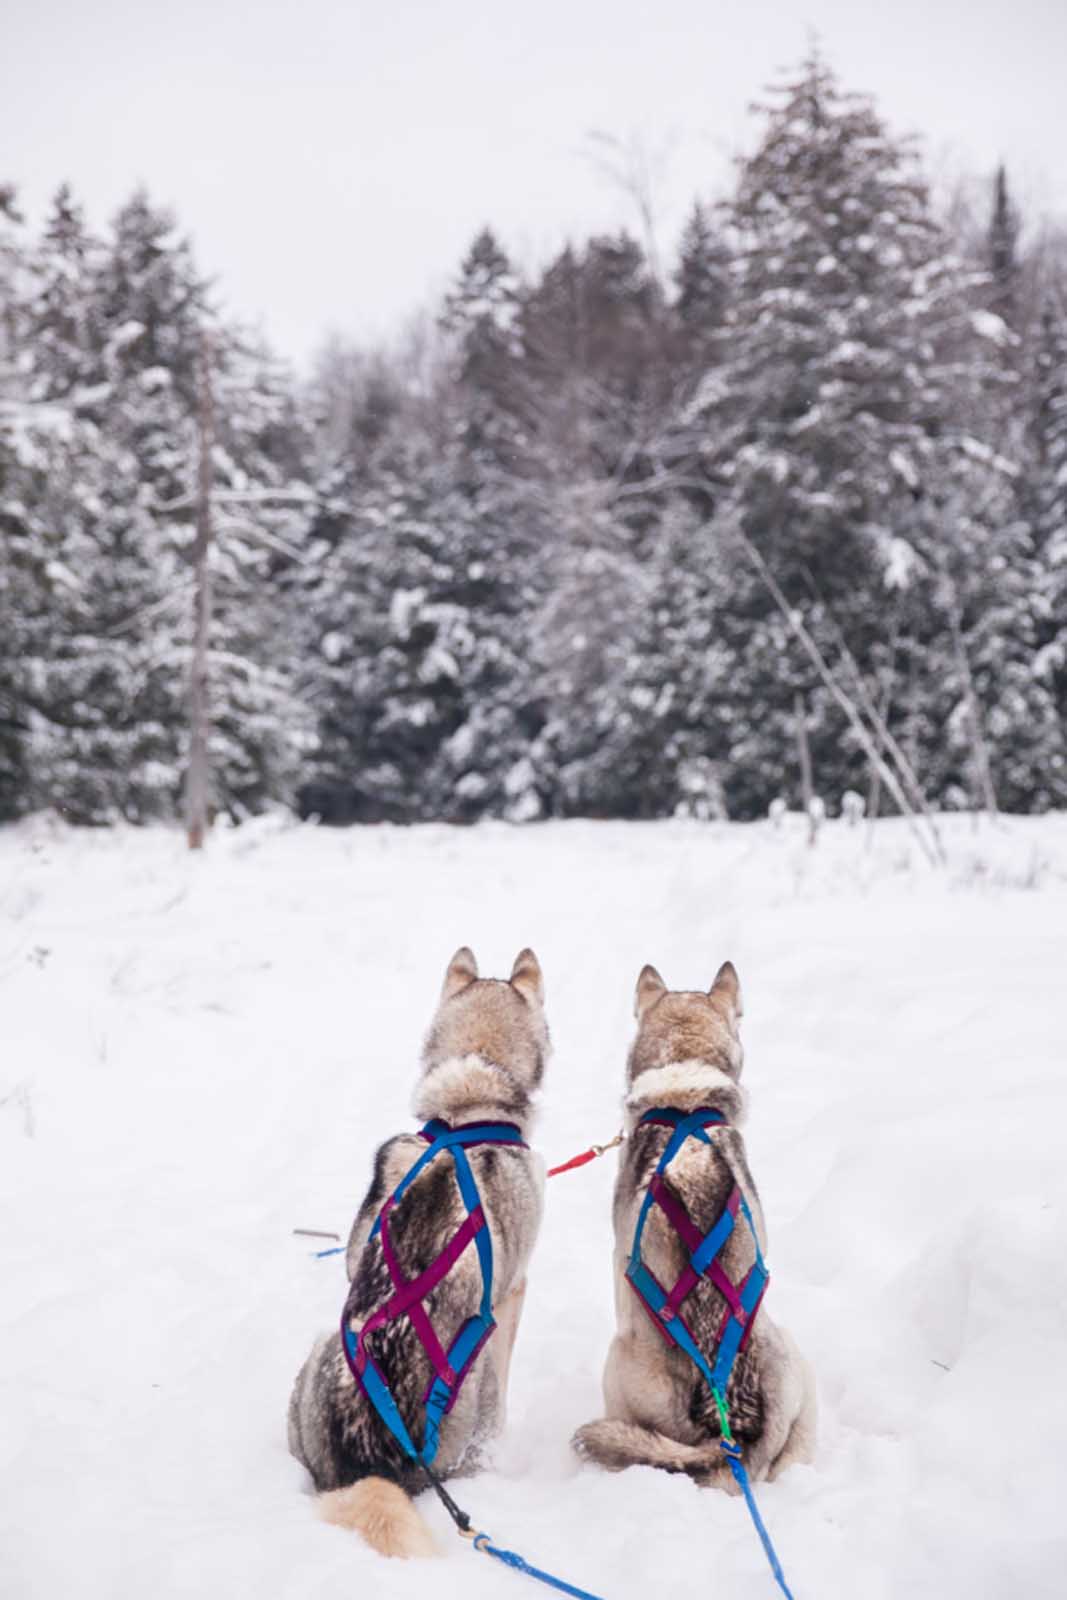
[472,1533,606,1599]
[626,1107,795,1600]
[720,1440,796,1600]
[340,1118,526,1467]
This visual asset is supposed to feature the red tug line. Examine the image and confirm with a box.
[545,1131,624,1179]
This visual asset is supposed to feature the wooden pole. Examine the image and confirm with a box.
[822,607,944,853]
[185,331,214,850]
[794,692,816,844]
[941,560,999,817]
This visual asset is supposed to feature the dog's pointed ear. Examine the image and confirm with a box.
[634,963,667,1019]
[709,960,743,1026]
[509,947,544,1006]
[442,946,478,1000]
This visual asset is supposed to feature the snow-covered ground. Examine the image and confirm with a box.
[2,812,1066,1600]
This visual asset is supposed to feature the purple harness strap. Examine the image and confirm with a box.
[375,1196,487,1385]
[348,1196,489,1381]
[649,1177,746,1325]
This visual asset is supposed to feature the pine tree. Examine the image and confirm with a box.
[1023,297,1067,802]
[441,227,525,476]
[518,230,680,815]
[0,184,36,817]
[0,183,23,365]
[672,52,975,813]
[673,202,732,371]
[541,498,734,819]
[522,231,667,487]
[196,329,315,819]
[11,189,313,824]
[28,185,100,400]
[299,429,545,823]
[15,191,204,820]
[988,165,1020,329]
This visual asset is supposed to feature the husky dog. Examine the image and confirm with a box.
[573,961,815,1489]
[289,946,548,1557]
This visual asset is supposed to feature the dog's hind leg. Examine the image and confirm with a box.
[768,1352,817,1480]
[573,1416,727,1478]
[489,1279,527,1430]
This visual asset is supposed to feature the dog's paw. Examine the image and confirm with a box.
[570,1419,630,1472]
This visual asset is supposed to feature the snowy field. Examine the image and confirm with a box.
[2,811,1066,1600]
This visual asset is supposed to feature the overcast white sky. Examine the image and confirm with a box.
[4,0,1066,367]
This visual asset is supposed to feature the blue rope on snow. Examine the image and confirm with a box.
[720,1441,796,1600]
[472,1532,607,1600]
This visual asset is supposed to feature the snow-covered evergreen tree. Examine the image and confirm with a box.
[988,165,1021,330]
[672,202,732,374]
[3,188,313,824]
[28,185,100,400]
[1022,297,1067,802]
[299,226,551,823]
[518,230,678,815]
[522,231,667,488]
[671,52,995,812]
[0,185,36,817]
[299,435,544,823]
[441,227,525,477]
[189,329,316,820]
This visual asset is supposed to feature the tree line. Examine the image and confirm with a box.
[2,54,1065,831]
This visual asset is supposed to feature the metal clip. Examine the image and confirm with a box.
[592,1130,625,1157]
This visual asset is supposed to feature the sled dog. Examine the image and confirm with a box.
[573,960,815,1489]
[289,947,548,1557]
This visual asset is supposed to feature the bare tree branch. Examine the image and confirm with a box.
[723,517,945,867]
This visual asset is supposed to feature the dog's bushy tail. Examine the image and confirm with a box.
[317,1477,438,1559]
[573,1419,732,1484]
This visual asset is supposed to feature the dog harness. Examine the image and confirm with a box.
[626,1107,794,1600]
[340,1117,526,1467]
[626,1106,768,1390]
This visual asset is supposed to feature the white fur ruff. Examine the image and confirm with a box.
[625,1060,746,1128]
[412,1053,534,1131]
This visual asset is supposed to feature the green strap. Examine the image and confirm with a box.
[712,1384,734,1443]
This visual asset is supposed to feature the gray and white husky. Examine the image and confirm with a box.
[289,947,548,1557]
[573,960,815,1489]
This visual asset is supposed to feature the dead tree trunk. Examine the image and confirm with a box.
[866,622,898,821]
[821,607,944,854]
[941,562,999,817]
[185,331,214,851]
[795,693,817,844]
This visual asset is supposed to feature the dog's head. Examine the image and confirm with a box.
[414,947,549,1126]
[626,960,744,1110]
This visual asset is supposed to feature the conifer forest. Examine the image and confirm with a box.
[2,56,1065,831]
